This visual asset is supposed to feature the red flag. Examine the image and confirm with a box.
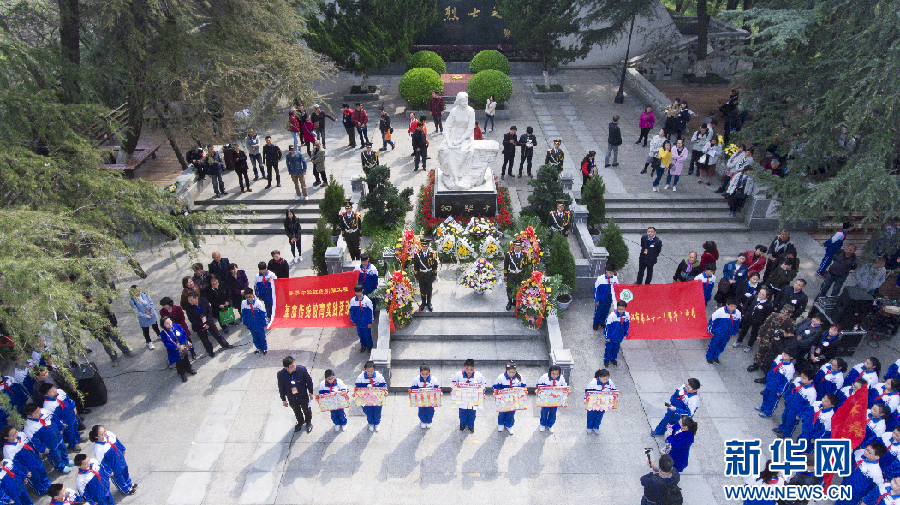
[612,281,708,339]
[822,383,869,489]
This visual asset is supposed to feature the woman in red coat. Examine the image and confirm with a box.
[301,114,316,157]
[700,241,719,269]
[159,296,196,359]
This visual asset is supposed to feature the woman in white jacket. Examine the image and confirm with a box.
[697,136,722,186]
[484,95,497,132]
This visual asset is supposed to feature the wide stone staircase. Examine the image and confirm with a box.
[605,194,747,234]
[193,197,324,235]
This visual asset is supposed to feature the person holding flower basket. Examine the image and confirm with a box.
[503,240,527,311]
[413,239,438,312]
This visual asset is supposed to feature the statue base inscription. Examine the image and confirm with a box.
[433,168,497,219]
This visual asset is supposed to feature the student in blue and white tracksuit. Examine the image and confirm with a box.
[838,378,869,409]
[318,370,349,432]
[355,361,386,432]
[354,255,379,296]
[705,299,741,364]
[695,264,717,305]
[817,226,848,277]
[814,358,846,400]
[861,477,900,505]
[775,368,817,438]
[886,359,900,382]
[0,376,29,413]
[592,265,618,331]
[451,359,486,433]
[22,404,71,473]
[603,301,629,367]
[241,289,268,354]
[651,378,701,436]
[47,483,80,505]
[880,427,900,480]
[1,426,50,495]
[536,365,567,433]
[799,394,836,454]
[835,444,886,505]
[254,262,277,323]
[862,405,889,450]
[410,364,440,429]
[90,425,136,496]
[493,362,526,435]
[40,383,80,449]
[585,369,617,434]
[758,350,796,417]
[846,357,882,387]
[349,284,375,352]
[871,378,900,411]
[74,454,115,505]
[0,458,30,505]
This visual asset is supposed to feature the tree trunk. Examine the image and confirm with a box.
[695,0,709,78]
[117,98,145,163]
[542,49,551,90]
[726,0,739,9]
[674,0,685,13]
[742,0,753,9]
[154,104,187,171]
[57,0,81,104]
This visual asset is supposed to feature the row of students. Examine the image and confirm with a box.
[315,360,630,434]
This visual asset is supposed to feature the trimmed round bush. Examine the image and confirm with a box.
[467,70,513,110]
[407,50,446,75]
[470,50,510,75]
[399,68,444,110]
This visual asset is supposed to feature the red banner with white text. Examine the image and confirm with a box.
[612,281,709,339]
[271,271,358,328]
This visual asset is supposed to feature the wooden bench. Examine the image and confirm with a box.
[103,145,161,179]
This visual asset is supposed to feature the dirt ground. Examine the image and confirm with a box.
[654,83,732,133]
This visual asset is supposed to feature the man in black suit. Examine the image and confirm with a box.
[501,126,517,180]
[277,356,315,433]
[208,252,231,281]
[412,121,428,172]
[184,292,233,357]
[636,227,662,284]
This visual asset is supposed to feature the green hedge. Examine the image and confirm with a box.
[467,69,513,111]
[399,68,443,110]
[407,50,446,75]
[470,50,510,75]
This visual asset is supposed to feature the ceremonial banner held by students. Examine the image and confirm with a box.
[612,281,708,339]
[494,387,528,412]
[315,391,351,412]
[271,271,358,328]
[409,389,443,407]
[353,387,388,407]
[585,391,619,411]
[535,386,570,407]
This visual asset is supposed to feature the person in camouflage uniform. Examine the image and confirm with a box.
[747,306,796,372]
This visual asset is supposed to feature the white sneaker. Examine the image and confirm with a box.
[506,427,514,435]
[374,425,380,432]
[294,195,302,200]
[304,195,309,201]
[334,425,341,432]
[292,256,298,264]
[594,429,600,435]
[299,255,303,262]
[539,425,545,432]
[368,424,374,432]
[732,341,740,348]
[664,184,669,190]
[421,422,427,429]
[744,346,751,353]
[586,428,593,434]
[426,423,432,429]
[672,186,677,192]
[549,426,554,433]
[341,425,347,431]
[497,425,504,432]
[147,342,155,350]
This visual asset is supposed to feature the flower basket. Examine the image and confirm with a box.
[515,271,563,329]
[394,229,421,270]
[457,258,499,293]
[510,226,542,266]
[383,270,416,331]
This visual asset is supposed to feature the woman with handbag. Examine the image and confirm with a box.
[284,209,303,264]
[202,275,234,334]
[664,138,689,191]
[301,114,316,157]
[287,108,302,154]
[580,151,597,191]
[128,286,161,350]
[160,317,196,383]
[484,94,497,132]
[651,140,672,192]
[697,136,722,186]
[664,415,697,472]
[225,263,250,313]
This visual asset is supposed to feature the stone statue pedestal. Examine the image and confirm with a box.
[433,167,498,218]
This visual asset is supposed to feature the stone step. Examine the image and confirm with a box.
[195,204,323,215]
[616,223,745,234]
[608,213,740,223]
[196,223,314,235]
[416,311,517,318]
[606,201,730,211]
[387,363,550,392]
[392,316,535,340]
[604,195,728,203]
[195,197,324,206]
[390,339,549,367]
[221,216,322,224]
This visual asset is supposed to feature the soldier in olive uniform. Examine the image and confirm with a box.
[504,240,527,311]
[340,199,362,261]
[361,142,379,192]
[545,139,565,176]
[548,200,572,238]
[412,239,438,312]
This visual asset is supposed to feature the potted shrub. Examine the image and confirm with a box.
[582,175,606,241]
[470,50,510,75]
[599,218,629,270]
[545,233,576,309]
[399,68,444,110]
[467,69,513,111]
[319,177,346,244]
[311,218,331,275]
[522,165,572,226]
[407,50,446,74]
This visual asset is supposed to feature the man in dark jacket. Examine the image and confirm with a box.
[501,126,517,180]
[636,227,662,284]
[776,278,809,319]
[767,258,798,298]
[310,104,335,148]
[262,136,282,189]
[640,454,680,505]
[352,102,369,144]
[734,287,774,351]
[202,275,233,334]
[277,356,315,432]
[777,454,820,505]
[378,107,395,152]
[341,103,356,148]
[818,245,857,298]
[517,126,537,178]
[184,292,233,357]
[267,250,290,279]
[604,115,622,167]
[411,122,428,172]
[428,91,445,134]
[764,230,797,281]
[208,252,231,281]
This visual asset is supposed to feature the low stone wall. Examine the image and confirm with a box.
[623,68,671,111]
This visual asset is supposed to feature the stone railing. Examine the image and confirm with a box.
[571,203,610,297]
[545,314,574,384]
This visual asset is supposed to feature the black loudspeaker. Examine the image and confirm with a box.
[70,361,108,408]
[833,286,875,328]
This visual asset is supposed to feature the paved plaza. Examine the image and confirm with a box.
[25,69,891,504]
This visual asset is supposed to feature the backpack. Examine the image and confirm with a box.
[651,475,683,505]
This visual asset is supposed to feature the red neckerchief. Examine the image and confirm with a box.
[327,380,335,392]
[38,417,48,427]
[78,465,102,481]
[765,478,779,485]
[367,372,374,386]
[507,373,514,388]
[551,376,557,387]
[2,464,14,480]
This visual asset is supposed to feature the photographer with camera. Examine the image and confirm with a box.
[640,453,682,505]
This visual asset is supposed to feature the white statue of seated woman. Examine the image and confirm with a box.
[438,92,478,190]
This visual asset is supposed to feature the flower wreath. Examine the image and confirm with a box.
[515,271,549,329]
[385,270,416,332]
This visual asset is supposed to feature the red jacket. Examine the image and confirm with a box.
[351,109,368,127]
[160,305,191,337]
[288,114,301,133]
[302,120,316,142]
[744,251,767,275]
[429,96,445,117]
[581,159,595,176]
[474,126,483,140]
[700,250,719,268]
